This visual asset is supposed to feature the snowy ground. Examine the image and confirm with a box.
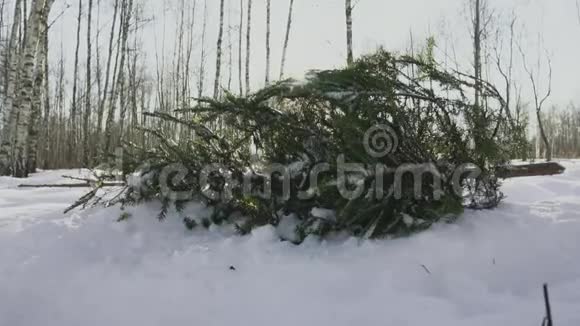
[1,162,579,326]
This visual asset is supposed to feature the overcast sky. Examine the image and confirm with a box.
[35,0,580,106]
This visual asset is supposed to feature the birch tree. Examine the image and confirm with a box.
[214,0,225,99]
[245,0,252,95]
[0,0,23,175]
[70,0,82,163]
[238,0,243,95]
[345,0,353,66]
[12,0,55,177]
[576,0,580,26]
[104,0,133,157]
[279,0,294,79]
[472,0,482,108]
[97,0,119,142]
[198,0,207,99]
[468,0,492,109]
[83,0,93,166]
[26,7,49,172]
[264,0,270,84]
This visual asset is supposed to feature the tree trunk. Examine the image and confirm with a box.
[104,0,132,157]
[279,0,294,80]
[537,109,552,161]
[69,0,82,166]
[83,0,93,167]
[473,0,482,108]
[345,0,353,66]
[198,0,207,99]
[12,0,55,177]
[497,162,564,179]
[264,0,270,85]
[0,0,23,175]
[245,0,252,95]
[97,0,119,145]
[238,0,243,95]
[40,28,50,169]
[213,0,225,99]
[27,7,49,173]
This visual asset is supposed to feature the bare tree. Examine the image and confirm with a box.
[468,0,493,109]
[227,1,233,90]
[0,0,6,93]
[238,0,243,95]
[96,0,119,160]
[83,0,93,166]
[264,0,270,84]
[493,13,516,129]
[345,0,353,66]
[519,40,553,161]
[214,0,225,99]
[40,25,50,169]
[198,0,207,99]
[70,0,82,164]
[245,0,252,95]
[184,0,197,102]
[27,9,49,172]
[473,0,481,107]
[279,0,294,79]
[576,0,580,26]
[0,0,5,49]
[12,0,56,177]
[104,0,133,156]
[0,0,23,175]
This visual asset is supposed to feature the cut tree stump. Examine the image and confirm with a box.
[497,162,566,179]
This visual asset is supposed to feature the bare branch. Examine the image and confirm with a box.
[538,48,552,110]
[576,0,580,26]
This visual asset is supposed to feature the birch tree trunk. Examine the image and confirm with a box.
[345,0,353,66]
[83,0,93,166]
[117,0,133,142]
[213,0,225,99]
[26,8,48,173]
[245,0,252,95]
[12,0,55,177]
[96,0,119,159]
[70,0,82,165]
[473,0,482,108]
[264,0,270,85]
[40,28,50,169]
[104,0,132,156]
[279,0,293,79]
[0,0,22,175]
[198,0,207,99]
[227,3,233,90]
[238,0,243,95]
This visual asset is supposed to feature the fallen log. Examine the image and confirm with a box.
[497,162,566,179]
[18,182,125,188]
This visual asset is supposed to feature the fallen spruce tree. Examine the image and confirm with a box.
[76,49,534,243]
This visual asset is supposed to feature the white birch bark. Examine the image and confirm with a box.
[12,0,55,177]
[264,0,270,85]
[0,0,23,175]
[213,0,225,99]
[345,0,353,66]
[27,7,48,173]
[279,0,293,80]
[244,0,251,95]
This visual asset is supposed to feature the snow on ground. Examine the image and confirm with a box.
[1,162,580,326]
